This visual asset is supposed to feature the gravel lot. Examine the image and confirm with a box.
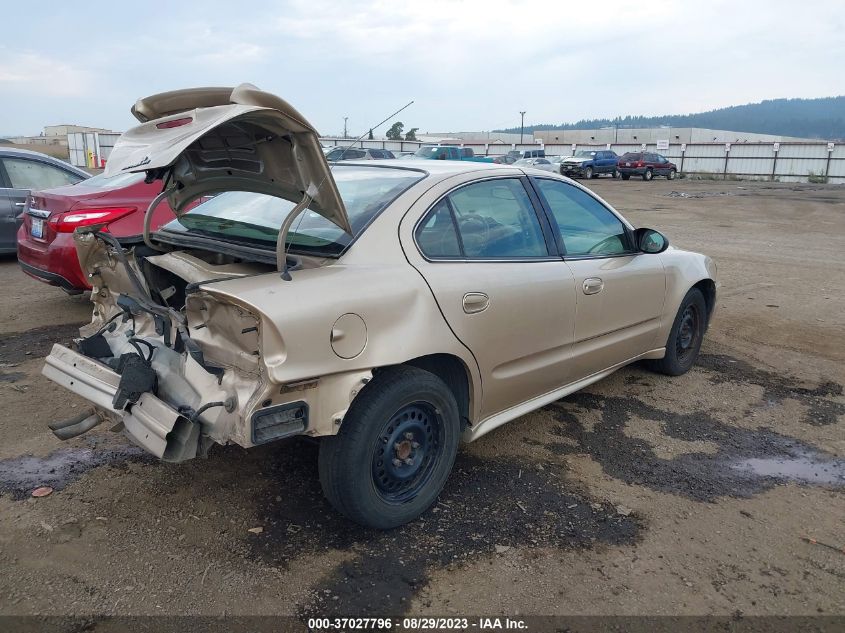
[0,179,842,619]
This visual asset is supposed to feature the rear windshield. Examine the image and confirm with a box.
[73,172,145,190]
[620,153,642,160]
[160,166,425,256]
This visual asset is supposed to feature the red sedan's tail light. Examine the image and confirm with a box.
[48,207,135,233]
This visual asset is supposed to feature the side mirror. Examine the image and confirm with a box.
[635,228,669,254]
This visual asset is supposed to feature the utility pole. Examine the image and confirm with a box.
[343,117,348,139]
[519,111,526,145]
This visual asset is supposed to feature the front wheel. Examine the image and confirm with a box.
[318,366,461,529]
[667,169,676,180]
[645,288,707,376]
[643,169,653,181]
[583,166,593,179]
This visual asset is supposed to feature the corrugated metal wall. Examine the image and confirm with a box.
[320,138,843,183]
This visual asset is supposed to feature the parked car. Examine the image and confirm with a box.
[412,145,493,163]
[617,152,677,181]
[0,148,89,254]
[513,157,556,172]
[559,150,619,179]
[325,147,395,161]
[490,155,517,165]
[43,85,716,529]
[17,172,179,294]
[507,149,546,160]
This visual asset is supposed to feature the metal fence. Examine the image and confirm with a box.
[320,137,843,184]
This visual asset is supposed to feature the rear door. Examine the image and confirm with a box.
[531,177,666,378]
[401,173,578,418]
[0,157,84,251]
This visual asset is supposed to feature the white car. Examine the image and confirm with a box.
[513,158,557,172]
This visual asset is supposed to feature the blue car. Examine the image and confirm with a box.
[559,150,619,179]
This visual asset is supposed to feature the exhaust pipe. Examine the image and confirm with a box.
[49,408,103,440]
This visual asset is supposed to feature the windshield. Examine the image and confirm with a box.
[160,166,425,256]
[73,171,145,189]
[414,146,450,159]
[573,151,595,158]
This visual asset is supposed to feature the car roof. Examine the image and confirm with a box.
[0,147,90,177]
[342,158,518,176]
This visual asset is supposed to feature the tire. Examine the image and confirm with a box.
[643,168,653,181]
[667,169,676,180]
[621,173,630,181]
[583,166,593,179]
[646,288,707,376]
[613,169,621,179]
[318,366,461,529]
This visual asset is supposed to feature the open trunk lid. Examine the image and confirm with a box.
[103,83,351,234]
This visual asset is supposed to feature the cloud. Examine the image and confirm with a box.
[0,51,95,97]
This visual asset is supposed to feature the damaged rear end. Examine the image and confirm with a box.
[42,84,355,461]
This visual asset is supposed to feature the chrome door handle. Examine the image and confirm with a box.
[462,292,489,314]
[582,278,604,295]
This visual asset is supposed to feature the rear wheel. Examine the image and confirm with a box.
[613,169,621,179]
[643,168,653,181]
[646,288,706,376]
[318,366,461,529]
[667,168,676,180]
[583,166,593,179]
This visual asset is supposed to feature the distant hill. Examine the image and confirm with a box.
[497,97,845,140]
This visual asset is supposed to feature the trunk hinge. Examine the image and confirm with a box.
[276,184,318,281]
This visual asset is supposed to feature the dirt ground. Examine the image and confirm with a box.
[0,179,842,621]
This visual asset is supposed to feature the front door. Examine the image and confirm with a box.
[531,177,667,378]
[403,175,577,418]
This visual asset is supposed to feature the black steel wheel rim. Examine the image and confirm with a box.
[372,402,443,504]
[676,303,701,363]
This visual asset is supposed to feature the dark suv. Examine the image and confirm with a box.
[325,147,395,161]
[617,152,677,181]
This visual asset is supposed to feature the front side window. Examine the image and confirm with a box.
[416,178,548,259]
[534,179,630,257]
[3,158,84,190]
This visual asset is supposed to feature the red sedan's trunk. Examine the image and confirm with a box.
[17,175,177,293]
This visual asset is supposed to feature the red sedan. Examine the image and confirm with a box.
[17,173,176,294]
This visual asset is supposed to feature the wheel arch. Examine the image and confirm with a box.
[691,278,716,326]
[401,353,474,428]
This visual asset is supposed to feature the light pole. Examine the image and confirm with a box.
[519,111,526,145]
[343,117,348,139]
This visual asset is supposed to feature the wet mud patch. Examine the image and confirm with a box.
[546,392,844,501]
[248,446,640,617]
[0,322,86,364]
[0,435,151,499]
[698,354,845,426]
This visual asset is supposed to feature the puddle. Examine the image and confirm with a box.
[0,436,150,499]
[0,322,85,365]
[542,390,844,502]
[247,444,640,617]
[730,455,845,485]
[0,371,25,383]
[698,354,845,426]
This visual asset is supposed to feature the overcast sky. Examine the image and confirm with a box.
[1,0,843,137]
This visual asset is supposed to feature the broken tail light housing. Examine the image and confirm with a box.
[251,401,308,445]
[49,207,135,233]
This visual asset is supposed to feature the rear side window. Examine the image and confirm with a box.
[416,178,548,259]
[534,179,630,257]
[415,199,462,258]
[2,158,83,190]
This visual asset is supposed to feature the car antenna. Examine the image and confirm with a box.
[278,100,415,281]
[336,100,415,157]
